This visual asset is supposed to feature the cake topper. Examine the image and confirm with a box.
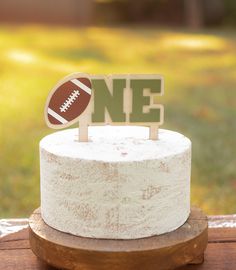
[45,73,164,142]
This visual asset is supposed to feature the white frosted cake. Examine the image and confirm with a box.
[40,126,191,239]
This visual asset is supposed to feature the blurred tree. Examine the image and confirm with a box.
[0,0,94,25]
[126,0,148,22]
[204,0,224,25]
[184,0,204,28]
[223,0,236,25]
[0,0,232,27]
[75,0,94,25]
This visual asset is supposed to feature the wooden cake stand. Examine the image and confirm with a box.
[29,206,208,270]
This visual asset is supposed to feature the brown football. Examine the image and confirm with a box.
[45,75,92,129]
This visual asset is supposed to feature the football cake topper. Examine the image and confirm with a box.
[45,74,92,129]
[45,73,164,142]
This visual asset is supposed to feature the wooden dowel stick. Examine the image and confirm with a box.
[79,121,88,142]
[149,125,159,140]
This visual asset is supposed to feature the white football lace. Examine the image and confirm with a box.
[60,90,80,112]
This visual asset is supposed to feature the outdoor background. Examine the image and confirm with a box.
[0,0,235,217]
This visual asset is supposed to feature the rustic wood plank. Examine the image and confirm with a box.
[0,249,55,270]
[0,239,29,250]
[0,241,236,270]
[179,242,236,270]
[0,219,28,238]
[0,228,28,245]
[0,215,236,270]
[208,228,236,243]
[208,215,236,228]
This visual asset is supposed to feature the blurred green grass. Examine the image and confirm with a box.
[0,25,235,217]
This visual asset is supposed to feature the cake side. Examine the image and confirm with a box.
[40,126,191,239]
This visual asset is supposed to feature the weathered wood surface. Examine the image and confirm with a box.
[0,214,236,270]
[28,207,207,270]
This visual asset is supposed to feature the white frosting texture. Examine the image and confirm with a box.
[40,126,191,239]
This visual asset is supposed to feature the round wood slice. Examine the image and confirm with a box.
[29,206,208,270]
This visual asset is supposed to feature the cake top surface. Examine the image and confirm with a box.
[40,126,191,162]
